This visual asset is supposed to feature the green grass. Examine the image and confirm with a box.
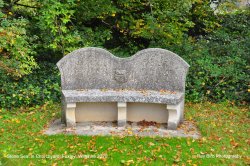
[0,102,249,165]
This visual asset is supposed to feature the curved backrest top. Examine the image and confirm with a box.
[57,47,190,92]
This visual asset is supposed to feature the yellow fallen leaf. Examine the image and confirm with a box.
[52,163,57,166]
[127,130,133,135]
[126,160,134,164]
[148,142,155,146]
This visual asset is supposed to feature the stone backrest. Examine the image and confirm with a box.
[57,47,189,92]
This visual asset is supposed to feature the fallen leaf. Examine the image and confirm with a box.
[148,142,155,146]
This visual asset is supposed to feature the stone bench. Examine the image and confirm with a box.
[57,47,189,130]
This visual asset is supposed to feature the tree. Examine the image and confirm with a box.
[0,0,37,78]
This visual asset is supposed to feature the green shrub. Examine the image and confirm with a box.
[0,1,248,108]
[0,0,38,78]
[0,62,60,108]
[172,10,249,104]
[33,0,220,58]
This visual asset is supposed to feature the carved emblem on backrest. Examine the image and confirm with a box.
[114,69,127,83]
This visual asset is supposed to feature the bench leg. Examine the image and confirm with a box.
[117,102,127,127]
[167,102,182,130]
[61,96,67,123]
[61,99,66,123]
[180,100,184,123]
[65,103,76,127]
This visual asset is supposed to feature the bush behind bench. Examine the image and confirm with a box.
[0,11,249,108]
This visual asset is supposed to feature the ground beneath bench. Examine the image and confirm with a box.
[44,119,200,139]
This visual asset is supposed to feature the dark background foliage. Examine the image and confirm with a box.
[0,0,249,108]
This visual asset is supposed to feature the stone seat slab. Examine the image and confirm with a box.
[62,89,184,105]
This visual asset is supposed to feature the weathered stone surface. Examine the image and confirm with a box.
[167,102,182,130]
[57,47,189,92]
[117,102,127,127]
[62,89,184,105]
[57,47,190,129]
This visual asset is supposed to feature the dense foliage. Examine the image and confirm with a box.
[0,63,60,108]
[0,0,249,108]
[172,10,250,103]
[0,0,37,78]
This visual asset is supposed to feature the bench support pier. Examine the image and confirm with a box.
[117,102,127,127]
[167,101,183,130]
[65,103,76,127]
[63,101,184,130]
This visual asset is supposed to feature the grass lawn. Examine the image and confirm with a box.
[0,102,249,165]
